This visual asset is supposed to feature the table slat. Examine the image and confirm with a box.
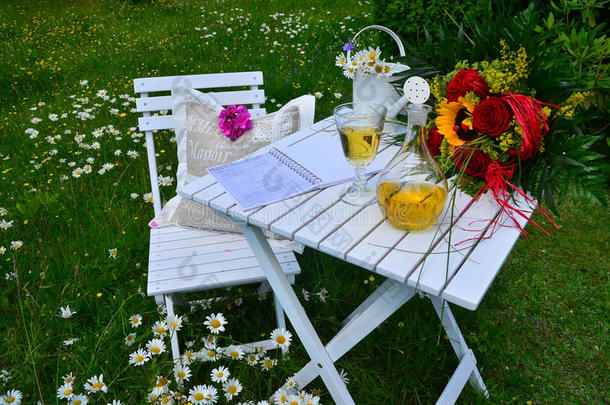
[441,196,532,310]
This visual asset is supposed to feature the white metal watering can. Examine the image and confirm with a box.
[349,25,430,121]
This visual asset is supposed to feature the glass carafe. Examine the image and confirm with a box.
[376,104,449,231]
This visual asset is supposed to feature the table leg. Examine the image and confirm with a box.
[290,279,416,392]
[239,224,355,405]
[430,296,489,398]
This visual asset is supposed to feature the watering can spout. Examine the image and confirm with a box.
[386,76,431,120]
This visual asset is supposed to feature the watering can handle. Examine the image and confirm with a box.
[347,25,406,60]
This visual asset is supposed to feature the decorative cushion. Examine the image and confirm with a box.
[150,86,315,233]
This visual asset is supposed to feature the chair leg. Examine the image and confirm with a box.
[165,294,182,365]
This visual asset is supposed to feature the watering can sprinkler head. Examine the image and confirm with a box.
[386,76,431,120]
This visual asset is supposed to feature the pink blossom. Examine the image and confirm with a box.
[218,105,253,140]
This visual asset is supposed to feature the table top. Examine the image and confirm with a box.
[179,117,531,311]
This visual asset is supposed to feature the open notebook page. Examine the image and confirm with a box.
[207,152,315,210]
[277,132,385,187]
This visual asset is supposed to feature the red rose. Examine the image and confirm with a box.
[425,127,443,157]
[472,96,512,137]
[447,69,490,102]
[452,147,493,179]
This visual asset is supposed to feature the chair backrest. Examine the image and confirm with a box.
[133,72,266,216]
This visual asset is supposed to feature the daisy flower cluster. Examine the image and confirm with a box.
[116,304,325,404]
[335,46,398,79]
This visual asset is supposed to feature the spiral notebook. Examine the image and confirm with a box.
[207,134,385,210]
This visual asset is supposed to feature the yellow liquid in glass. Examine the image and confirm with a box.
[339,126,382,167]
[377,182,447,230]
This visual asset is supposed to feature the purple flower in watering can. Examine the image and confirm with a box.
[218,105,253,140]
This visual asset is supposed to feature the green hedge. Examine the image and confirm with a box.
[372,0,531,44]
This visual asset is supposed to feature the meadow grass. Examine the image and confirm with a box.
[0,0,608,403]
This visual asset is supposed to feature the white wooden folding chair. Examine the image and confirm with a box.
[133,72,301,364]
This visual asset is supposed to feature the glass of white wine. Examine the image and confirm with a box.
[333,102,387,206]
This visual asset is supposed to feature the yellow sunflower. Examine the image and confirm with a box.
[435,96,476,146]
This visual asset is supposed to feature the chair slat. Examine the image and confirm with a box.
[134,72,264,93]
[136,89,266,112]
[148,252,297,281]
[147,261,300,296]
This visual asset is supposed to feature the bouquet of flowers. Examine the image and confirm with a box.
[335,45,404,79]
[424,42,598,235]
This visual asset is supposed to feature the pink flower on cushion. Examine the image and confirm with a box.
[218,105,253,140]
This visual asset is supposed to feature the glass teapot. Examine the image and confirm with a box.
[376,104,449,231]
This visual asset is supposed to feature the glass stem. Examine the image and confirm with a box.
[353,166,367,190]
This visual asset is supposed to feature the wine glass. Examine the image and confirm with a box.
[333,102,387,206]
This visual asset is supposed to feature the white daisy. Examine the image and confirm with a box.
[59,305,76,318]
[223,378,242,401]
[125,333,136,346]
[260,356,277,371]
[1,389,23,404]
[129,348,150,366]
[204,313,227,334]
[72,167,83,178]
[63,337,79,346]
[107,401,123,405]
[108,248,117,259]
[156,304,167,315]
[285,376,297,390]
[314,92,323,99]
[57,382,75,399]
[62,372,75,385]
[182,349,198,364]
[210,366,230,383]
[225,345,244,360]
[126,150,139,159]
[84,374,107,393]
[0,219,14,230]
[166,314,182,332]
[188,385,217,405]
[10,241,23,250]
[202,335,217,348]
[157,395,174,405]
[174,364,191,383]
[152,376,170,396]
[270,328,292,349]
[130,193,139,199]
[273,390,288,405]
[152,320,168,337]
[335,52,348,67]
[0,369,11,382]
[245,353,259,366]
[70,394,89,405]
[317,288,329,302]
[201,347,218,362]
[147,338,166,356]
[143,193,153,203]
[129,314,142,328]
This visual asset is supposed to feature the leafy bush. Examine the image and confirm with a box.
[371,0,530,44]
[383,1,609,211]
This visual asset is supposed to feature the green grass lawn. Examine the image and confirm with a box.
[0,0,608,403]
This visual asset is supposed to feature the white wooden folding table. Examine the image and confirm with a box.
[179,116,532,404]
